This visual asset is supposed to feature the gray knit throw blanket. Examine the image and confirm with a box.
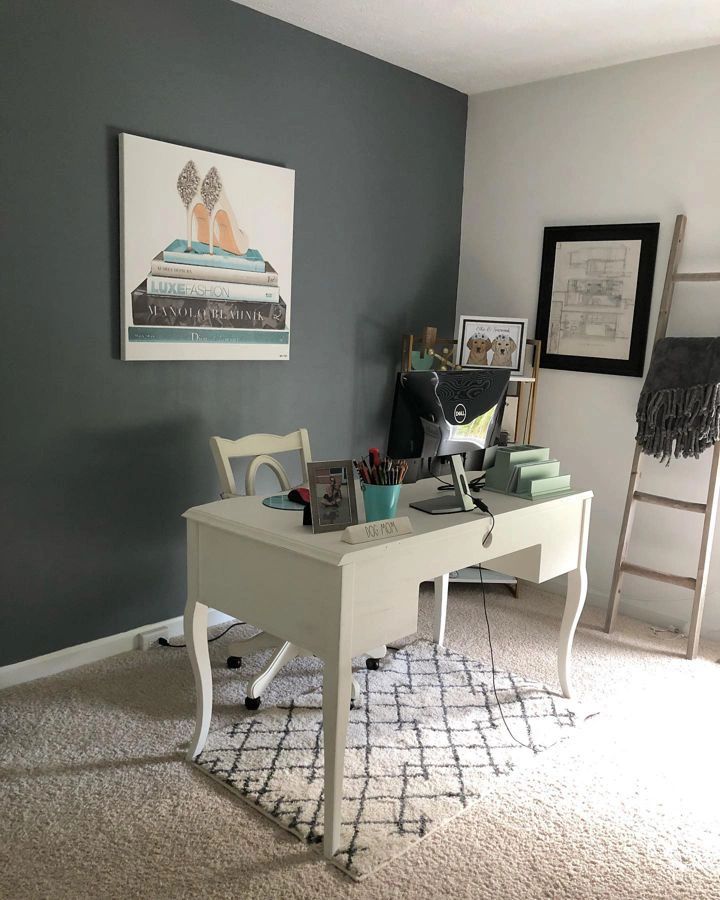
[636,337,720,462]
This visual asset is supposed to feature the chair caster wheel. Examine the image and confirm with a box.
[227,656,242,669]
[245,696,261,711]
[366,657,380,670]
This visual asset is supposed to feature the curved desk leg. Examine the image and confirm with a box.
[185,599,212,759]
[558,498,591,699]
[322,567,354,859]
[433,573,449,646]
[185,520,212,761]
[323,652,352,858]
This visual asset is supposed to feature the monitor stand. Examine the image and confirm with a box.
[410,454,477,515]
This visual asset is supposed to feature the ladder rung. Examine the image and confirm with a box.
[633,491,706,514]
[673,272,720,282]
[620,562,697,591]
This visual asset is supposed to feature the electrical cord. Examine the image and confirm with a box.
[158,620,247,648]
[472,497,495,547]
[434,474,485,492]
[479,564,533,749]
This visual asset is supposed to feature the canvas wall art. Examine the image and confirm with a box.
[456,315,527,377]
[535,223,659,376]
[119,133,295,361]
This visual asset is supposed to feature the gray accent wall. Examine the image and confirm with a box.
[0,0,467,665]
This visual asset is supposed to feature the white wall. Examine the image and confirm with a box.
[458,45,720,636]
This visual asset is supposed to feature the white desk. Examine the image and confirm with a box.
[183,482,592,858]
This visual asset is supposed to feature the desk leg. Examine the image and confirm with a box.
[322,567,354,859]
[558,498,591,699]
[323,654,352,857]
[185,600,212,759]
[433,574,449,646]
[185,521,212,760]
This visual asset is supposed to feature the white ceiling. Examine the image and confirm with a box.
[235,0,720,94]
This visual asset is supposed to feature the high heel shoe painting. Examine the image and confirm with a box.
[196,167,250,256]
[176,160,201,252]
[120,132,294,361]
[176,162,250,256]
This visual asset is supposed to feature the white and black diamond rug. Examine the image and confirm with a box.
[193,640,593,880]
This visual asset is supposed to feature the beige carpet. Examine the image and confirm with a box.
[2,584,720,900]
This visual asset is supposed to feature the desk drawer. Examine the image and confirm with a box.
[198,526,342,656]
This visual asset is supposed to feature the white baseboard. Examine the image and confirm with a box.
[0,609,236,691]
[6,578,717,692]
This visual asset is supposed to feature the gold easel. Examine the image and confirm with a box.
[401,326,457,372]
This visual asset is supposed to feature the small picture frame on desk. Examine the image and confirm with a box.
[307,460,359,533]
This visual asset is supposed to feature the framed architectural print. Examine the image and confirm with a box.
[306,460,359,534]
[535,223,659,376]
[456,315,528,377]
[119,133,295,361]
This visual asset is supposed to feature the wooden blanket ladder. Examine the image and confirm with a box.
[604,214,720,659]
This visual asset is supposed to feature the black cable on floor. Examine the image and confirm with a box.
[158,620,247,648]
[479,564,533,749]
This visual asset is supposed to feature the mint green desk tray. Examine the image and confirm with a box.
[484,445,551,494]
[515,459,561,494]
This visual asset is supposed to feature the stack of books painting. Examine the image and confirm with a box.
[120,134,295,361]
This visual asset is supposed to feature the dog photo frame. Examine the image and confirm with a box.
[306,460,359,534]
[456,315,528,376]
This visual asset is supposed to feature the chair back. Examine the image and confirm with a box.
[209,429,312,498]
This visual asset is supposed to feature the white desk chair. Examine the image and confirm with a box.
[210,430,383,709]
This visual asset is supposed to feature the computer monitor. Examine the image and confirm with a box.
[387,368,510,514]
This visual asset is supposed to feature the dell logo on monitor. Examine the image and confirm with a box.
[454,403,467,424]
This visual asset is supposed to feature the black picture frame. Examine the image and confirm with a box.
[535,223,659,377]
[306,460,358,534]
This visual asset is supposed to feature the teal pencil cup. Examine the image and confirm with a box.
[361,483,402,522]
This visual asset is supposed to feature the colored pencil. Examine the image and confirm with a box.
[353,456,408,485]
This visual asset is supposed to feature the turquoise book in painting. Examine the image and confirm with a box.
[162,240,266,272]
[128,326,289,344]
[150,255,279,286]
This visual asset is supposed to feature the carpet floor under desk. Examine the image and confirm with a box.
[2,584,719,900]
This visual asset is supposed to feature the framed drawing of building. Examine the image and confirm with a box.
[119,133,295,361]
[535,223,659,377]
